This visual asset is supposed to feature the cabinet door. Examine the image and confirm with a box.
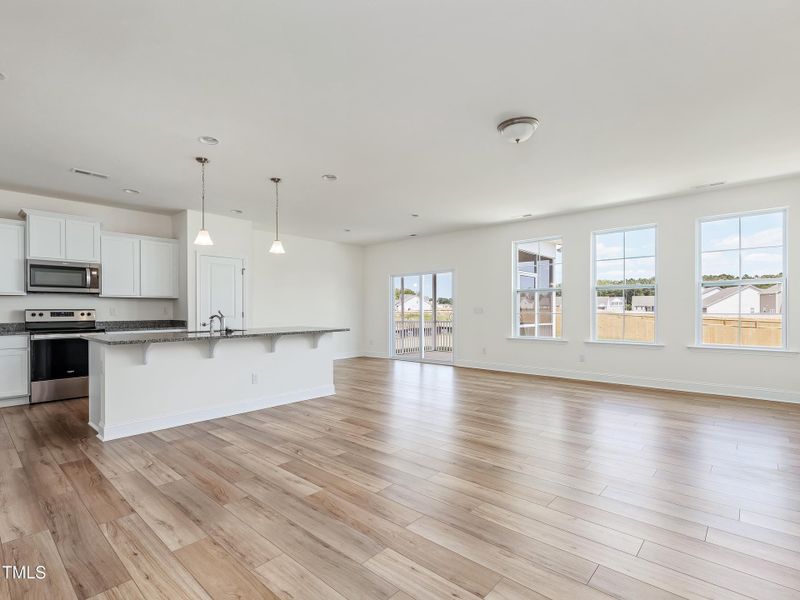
[27,213,65,259]
[0,221,25,294]
[0,348,28,399]
[140,239,178,297]
[65,219,100,262]
[101,234,140,297]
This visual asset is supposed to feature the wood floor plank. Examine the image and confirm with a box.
[364,548,483,600]
[306,489,502,596]
[0,467,46,543]
[255,553,347,600]
[38,492,130,599]
[154,446,246,505]
[174,537,280,600]
[59,458,134,525]
[18,446,72,500]
[100,514,211,600]
[106,439,182,487]
[2,530,77,600]
[485,577,550,600]
[226,496,397,600]
[158,479,281,568]
[109,471,206,551]
[85,580,145,600]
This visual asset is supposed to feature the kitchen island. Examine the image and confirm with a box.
[83,326,348,441]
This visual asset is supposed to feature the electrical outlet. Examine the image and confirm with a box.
[162,305,169,315]
[481,347,487,355]
[578,354,586,363]
[109,307,118,317]
[251,373,258,384]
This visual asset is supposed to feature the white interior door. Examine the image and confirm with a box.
[197,255,244,331]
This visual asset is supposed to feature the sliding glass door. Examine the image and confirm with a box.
[392,271,453,363]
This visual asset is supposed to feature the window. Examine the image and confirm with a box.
[513,238,562,338]
[698,210,786,348]
[593,226,657,343]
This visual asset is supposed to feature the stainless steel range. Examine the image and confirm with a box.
[26,309,105,404]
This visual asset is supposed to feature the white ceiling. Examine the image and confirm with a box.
[1,1,799,244]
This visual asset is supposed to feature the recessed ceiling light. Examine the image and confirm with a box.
[409,234,417,237]
[321,174,338,182]
[344,228,351,232]
[0,73,7,81]
[411,213,419,218]
[198,136,219,145]
[497,116,540,144]
[518,213,533,218]
[230,209,243,214]
[122,188,140,195]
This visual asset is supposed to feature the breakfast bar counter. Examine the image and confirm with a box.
[83,326,348,441]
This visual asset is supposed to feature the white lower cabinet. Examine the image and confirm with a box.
[0,336,28,400]
[101,232,178,298]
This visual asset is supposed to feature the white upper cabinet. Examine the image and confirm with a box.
[140,238,179,298]
[22,209,100,262]
[65,219,101,262]
[101,232,179,298]
[101,233,141,297]
[0,220,26,295]
[26,212,66,259]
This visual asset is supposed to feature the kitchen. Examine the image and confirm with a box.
[0,187,359,437]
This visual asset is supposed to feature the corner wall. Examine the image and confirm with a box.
[362,175,800,403]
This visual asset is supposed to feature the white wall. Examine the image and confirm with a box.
[0,189,177,322]
[174,211,363,358]
[362,175,800,403]
[250,231,364,358]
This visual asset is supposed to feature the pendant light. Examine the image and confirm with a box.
[193,157,214,246]
[269,177,286,254]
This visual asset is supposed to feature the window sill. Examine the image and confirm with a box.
[686,345,797,354]
[507,336,568,343]
[584,340,665,348]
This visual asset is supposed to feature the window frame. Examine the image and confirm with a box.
[695,208,788,350]
[591,224,659,344]
[512,236,563,339]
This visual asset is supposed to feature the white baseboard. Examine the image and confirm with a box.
[96,384,336,441]
[0,396,29,408]
[455,359,800,405]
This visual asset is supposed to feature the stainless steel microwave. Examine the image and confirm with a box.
[27,260,101,294]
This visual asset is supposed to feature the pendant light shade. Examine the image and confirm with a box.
[269,177,285,254]
[194,157,214,246]
[194,229,213,245]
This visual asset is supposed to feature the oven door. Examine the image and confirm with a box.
[29,335,89,403]
[27,260,100,294]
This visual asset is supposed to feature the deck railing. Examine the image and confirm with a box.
[394,320,453,354]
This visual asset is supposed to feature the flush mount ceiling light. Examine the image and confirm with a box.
[321,174,338,182]
[198,136,219,145]
[193,157,214,246]
[122,188,140,195]
[268,177,286,254]
[497,116,540,144]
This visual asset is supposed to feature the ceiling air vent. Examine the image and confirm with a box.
[70,167,109,180]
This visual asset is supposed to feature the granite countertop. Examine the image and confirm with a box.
[82,326,349,345]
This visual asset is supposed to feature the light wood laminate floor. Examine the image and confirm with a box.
[1,357,799,599]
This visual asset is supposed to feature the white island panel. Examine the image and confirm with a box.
[88,333,336,441]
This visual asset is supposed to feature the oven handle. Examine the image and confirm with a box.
[30,333,94,340]
[86,268,91,289]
